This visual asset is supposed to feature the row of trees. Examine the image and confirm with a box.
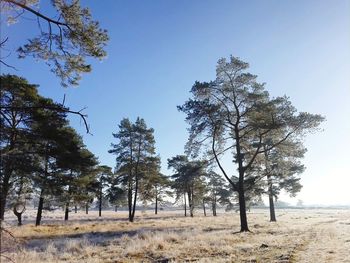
[107,116,309,224]
[1,58,323,232]
[0,75,115,225]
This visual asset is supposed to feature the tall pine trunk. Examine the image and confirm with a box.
[267,175,276,222]
[188,189,194,217]
[155,193,158,215]
[74,205,77,213]
[131,173,138,222]
[35,189,44,226]
[184,192,187,217]
[0,137,16,220]
[131,143,141,222]
[237,167,249,231]
[202,199,206,216]
[236,129,250,232]
[85,203,89,214]
[128,182,132,221]
[0,178,10,220]
[238,188,249,231]
[212,195,217,216]
[99,185,102,217]
[64,202,69,220]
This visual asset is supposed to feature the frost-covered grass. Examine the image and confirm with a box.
[2,209,350,262]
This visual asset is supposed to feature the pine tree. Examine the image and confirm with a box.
[179,56,324,231]
[109,117,157,222]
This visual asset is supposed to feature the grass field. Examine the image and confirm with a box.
[1,208,350,262]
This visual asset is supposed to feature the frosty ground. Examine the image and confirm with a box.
[1,208,350,262]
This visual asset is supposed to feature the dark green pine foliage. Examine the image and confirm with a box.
[109,117,157,222]
[95,165,113,217]
[205,171,232,216]
[0,75,40,220]
[139,156,172,214]
[55,128,98,221]
[29,97,69,226]
[168,155,207,217]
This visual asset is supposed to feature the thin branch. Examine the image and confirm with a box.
[0,105,91,134]
[212,126,237,191]
[0,59,18,70]
[3,0,71,29]
[0,37,9,46]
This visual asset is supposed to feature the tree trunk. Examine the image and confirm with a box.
[0,170,12,220]
[202,199,206,216]
[0,135,16,220]
[99,185,102,217]
[85,203,89,214]
[64,202,69,221]
[131,143,141,222]
[188,189,194,217]
[184,192,187,217]
[155,194,158,215]
[13,204,25,226]
[212,195,217,216]
[115,205,118,212]
[267,175,277,222]
[238,187,249,232]
[74,205,77,213]
[235,127,250,232]
[131,175,138,222]
[35,189,44,226]
[0,182,10,220]
[128,183,132,221]
[15,212,22,226]
[128,139,134,222]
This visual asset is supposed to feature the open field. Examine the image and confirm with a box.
[1,208,350,262]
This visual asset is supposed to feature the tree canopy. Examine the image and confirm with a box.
[0,0,109,87]
[179,56,324,231]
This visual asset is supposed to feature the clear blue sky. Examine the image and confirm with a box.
[1,0,349,205]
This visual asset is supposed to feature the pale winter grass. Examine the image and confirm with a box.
[2,209,350,262]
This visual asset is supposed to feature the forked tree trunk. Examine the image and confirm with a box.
[130,143,141,223]
[131,174,139,222]
[13,204,25,226]
[14,211,22,226]
[267,175,276,222]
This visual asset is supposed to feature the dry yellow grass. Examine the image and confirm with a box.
[2,209,350,262]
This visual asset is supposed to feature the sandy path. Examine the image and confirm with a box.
[295,213,350,263]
